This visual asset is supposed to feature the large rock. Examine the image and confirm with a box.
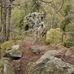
[4,45,22,60]
[55,48,74,65]
[28,50,74,74]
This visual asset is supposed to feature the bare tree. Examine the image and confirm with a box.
[1,0,14,41]
[6,0,12,40]
[1,0,7,41]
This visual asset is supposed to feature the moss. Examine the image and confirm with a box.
[1,40,15,49]
[1,39,23,50]
[64,38,74,48]
[46,28,62,44]
[0,39,22,58]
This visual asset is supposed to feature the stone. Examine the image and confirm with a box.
[55,48,74,65]
[3,44,22,60]
[28,50,74,74]
[30,45,46,54]
[11,45,20,50]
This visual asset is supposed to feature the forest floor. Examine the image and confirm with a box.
[13,36,74,74]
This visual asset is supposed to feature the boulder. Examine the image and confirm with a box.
[28,50,74,74]
[4,45,22,60]
[55,48,74,65]
[11,45,20,50]
[30,45,48,54]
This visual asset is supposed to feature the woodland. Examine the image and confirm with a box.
[0,0,74,74]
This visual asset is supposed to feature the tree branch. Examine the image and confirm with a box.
[40,0,53,4]
[57,0,64,12]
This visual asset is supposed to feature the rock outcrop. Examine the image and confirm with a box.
[28,50,74,74]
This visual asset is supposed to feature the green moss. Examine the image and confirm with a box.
[64,38,74,48]
[46,28,62,44]
[1,40,15,49]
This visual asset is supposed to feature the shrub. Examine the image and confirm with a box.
[64,38,74,48]
[46,28,62,44]
[11,7,25,28]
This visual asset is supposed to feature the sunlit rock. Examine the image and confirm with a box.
[3,44,22,60]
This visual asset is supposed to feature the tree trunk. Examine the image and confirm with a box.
[6,0,11,40]
[1,0,11,41]
[1,0,7,42]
